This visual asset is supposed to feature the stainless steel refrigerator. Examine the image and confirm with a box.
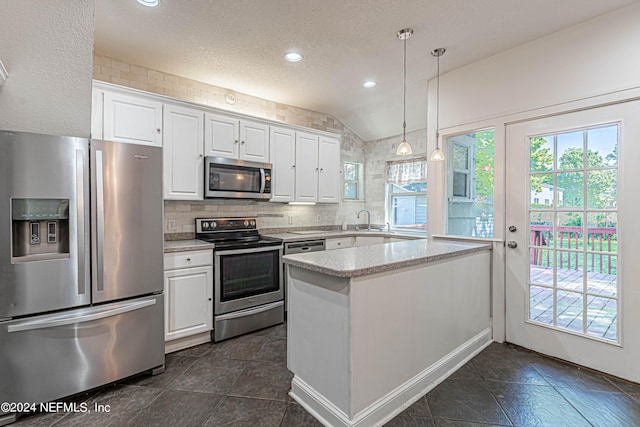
[0,131,164,415]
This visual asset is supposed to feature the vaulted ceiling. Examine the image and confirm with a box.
[94,0,638,141]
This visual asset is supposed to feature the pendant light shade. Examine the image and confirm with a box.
[396,28,413,156]
[430,47,446,162]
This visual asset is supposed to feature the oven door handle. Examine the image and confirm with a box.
[215,245,283,256]
[216,301,284,321]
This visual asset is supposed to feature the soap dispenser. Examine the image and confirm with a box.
[341,217,348,231]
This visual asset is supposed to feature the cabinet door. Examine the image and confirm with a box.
[269,127,296,202]
[295,132,319,202]
[318,136,341,203]
[240,120,269,162]
[163,104,204,200]
[91,89,104,139]
[354,236,385,247]
[164,265,213,341]
[325,237,354,250]
[103,91,162,146]
[204,113,239,159]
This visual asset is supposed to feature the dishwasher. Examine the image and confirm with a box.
[284,240,326,315]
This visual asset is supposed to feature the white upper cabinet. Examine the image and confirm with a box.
[295,132,320,202]
[204,113,239,159]
[205,113,269,163]
[103,91,163,146]
[240,121,270,163]
[270,127,296,202]
[318,136,341,203]
[163,104,204,200]
[91,88,104,139]
[270,130,341,204]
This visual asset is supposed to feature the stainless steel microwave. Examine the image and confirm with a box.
[204,157,272,199]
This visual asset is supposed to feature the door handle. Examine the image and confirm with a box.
[508,225,517,232]
[95,149,105,292]
[507,241,518,249]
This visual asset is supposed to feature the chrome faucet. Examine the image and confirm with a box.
[357,209,371,231]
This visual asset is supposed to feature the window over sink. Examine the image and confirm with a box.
[385,157,427,232]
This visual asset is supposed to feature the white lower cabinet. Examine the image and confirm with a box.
[325,237,354,250]
[164,251,213,352]
[354,236,385,247]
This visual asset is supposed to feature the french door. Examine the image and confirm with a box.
[505,101,640,382]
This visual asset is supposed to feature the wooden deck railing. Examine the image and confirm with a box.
[530,225,616,274]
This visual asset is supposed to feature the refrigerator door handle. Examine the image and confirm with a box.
[95,149,105,291]
[76,149,87,295]
[7,299,157,333]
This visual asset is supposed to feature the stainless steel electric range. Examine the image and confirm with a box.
[195,218,284,341]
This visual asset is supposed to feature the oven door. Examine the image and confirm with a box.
[214,245,283,314]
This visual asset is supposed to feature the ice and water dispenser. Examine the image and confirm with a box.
[11,198,70,261]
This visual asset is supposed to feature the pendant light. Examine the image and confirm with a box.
[396,28,413,156]
[430,48,446,161]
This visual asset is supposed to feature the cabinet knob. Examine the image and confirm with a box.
[234,140,239,144]
[292,164,296,168]
[320,168,324,172]
[208,298,212,301]
[241,140,245,145]
[186,257,191,262]
[199,154,203,158]
[315,168,319,172]
[156,128,161,133]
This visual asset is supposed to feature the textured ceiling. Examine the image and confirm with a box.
[94,0,638,141]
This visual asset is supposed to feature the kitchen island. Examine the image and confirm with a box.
[283,239,492,427]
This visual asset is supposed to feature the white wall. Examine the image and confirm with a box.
[0,0,95,137]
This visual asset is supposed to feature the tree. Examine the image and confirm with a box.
[529,137,554,193]
[474,130,494,199]
[558,147,616,209]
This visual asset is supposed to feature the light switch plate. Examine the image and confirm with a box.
[316,214,321,223]
[167,219,176,231]
[288,215,294,224]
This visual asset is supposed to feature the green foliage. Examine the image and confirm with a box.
[530,137,554,192]
[475,130,494,199]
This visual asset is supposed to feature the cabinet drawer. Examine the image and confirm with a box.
[164,250,213,270]
[325,237,354,250]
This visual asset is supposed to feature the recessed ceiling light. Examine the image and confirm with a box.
[363,81,377,88]
[284,52,303,62]
[136,0,159,7]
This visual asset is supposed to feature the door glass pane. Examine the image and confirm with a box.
[452,172,467,197]
[556,290,583,333]
[529,285,553,325]
[530,174,554,209]
[586,296,617,340]
[556,251,583,291]
[557,131,584,170]
[527,124,618,342]
[587,125,617,167]
[530,135,554,172]
[586,256,617,297]
[557,172,584,208]
[587,170,617,209]
[530,248,553,286]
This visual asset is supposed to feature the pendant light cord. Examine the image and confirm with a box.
[435,51,440,147]
[403,34,407,142]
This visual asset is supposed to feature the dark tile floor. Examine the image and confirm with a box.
[11,323,640,427]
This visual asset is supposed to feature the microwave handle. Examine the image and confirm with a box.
[260,168,266,193]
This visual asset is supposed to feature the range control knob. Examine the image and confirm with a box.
[243,220,249,227]
[211,221,217,229]
[202,222,209,229]
[250,220,256,226]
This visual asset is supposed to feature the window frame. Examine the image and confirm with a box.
[343,161,364,201]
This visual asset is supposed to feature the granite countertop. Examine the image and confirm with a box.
[262,230,425,243]
[283,239,490,278]
[164,239,215,253]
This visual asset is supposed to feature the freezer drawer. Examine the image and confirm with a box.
[0,295,164,405]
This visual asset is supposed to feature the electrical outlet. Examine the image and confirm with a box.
[316,214,322,223]
[167,219,176,231]
[288,215,294,225]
